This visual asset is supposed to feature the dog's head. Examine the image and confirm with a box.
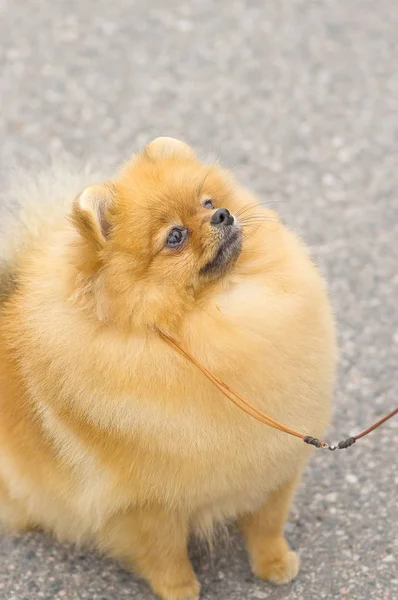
[70,137,273,330]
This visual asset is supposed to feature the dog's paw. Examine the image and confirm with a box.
[253,550,299,585]
[154,576,200,600]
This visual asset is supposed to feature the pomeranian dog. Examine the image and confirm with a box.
[0,138,336,600]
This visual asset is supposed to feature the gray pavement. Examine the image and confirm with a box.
[0,0,397,598]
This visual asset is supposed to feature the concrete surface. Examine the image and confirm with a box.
[0,0,397,598]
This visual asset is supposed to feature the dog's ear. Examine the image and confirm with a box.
[144,136,197,161]
[69,184,116,319]
[71,183,115,249]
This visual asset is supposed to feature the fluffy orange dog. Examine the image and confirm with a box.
[0,138,336,600]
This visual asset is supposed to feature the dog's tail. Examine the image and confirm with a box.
[0,157,106,300]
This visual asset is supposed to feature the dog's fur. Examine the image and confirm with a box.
[0,138,336,600]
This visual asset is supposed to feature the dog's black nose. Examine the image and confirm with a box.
[211,208,234,227]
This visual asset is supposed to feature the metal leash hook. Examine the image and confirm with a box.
[304,436,357,451]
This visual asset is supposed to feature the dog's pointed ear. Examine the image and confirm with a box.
[145,137,197,160]
[71,183,115,248]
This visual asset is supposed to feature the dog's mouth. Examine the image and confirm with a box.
[200,227,242,278]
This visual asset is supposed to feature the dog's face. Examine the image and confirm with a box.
[70,138,259,329]
[114,138,242,287]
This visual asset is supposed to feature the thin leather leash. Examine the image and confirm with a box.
[157,329,398,451]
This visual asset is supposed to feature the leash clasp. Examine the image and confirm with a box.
[304,436,356,451]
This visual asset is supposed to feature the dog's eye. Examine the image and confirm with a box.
[166,227,188,248]
[203,199,215,209]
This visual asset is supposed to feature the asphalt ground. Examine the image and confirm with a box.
[0,0,397,598]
